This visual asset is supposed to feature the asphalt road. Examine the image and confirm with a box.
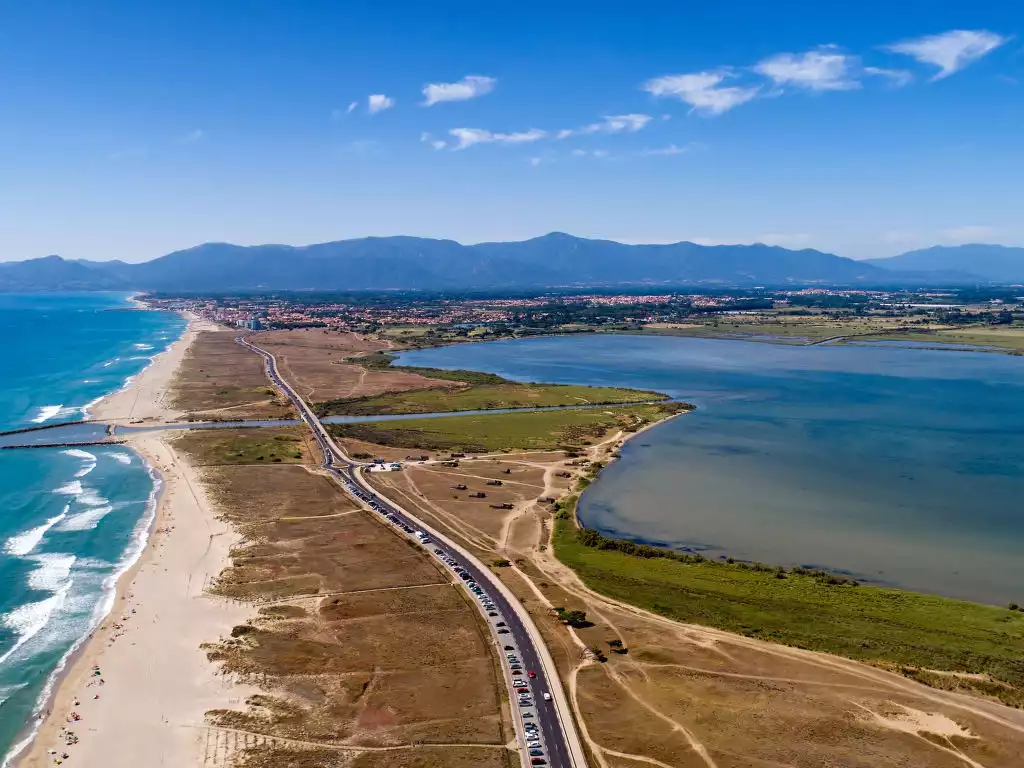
[238,336,581,768]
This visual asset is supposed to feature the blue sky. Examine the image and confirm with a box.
[0,1,1021,262]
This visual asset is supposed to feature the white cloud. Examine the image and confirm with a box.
[367,94,395,114]
[556,113,652,139]
[757,233,814,247]
[571,149,610,158]
[529,156,543,167]
[181,129,205,142]
[942,225,996,243]
[640,143,692,156]
[449,127,547,150]
[420,132,448,150]
[754,47,860,91]
[885,30,1009,80]
[864,67,914,87]
[346,101,358,114]
[642,70,760,116]
[422,75,497,106]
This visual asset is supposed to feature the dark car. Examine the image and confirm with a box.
[488,611,498,617]
[504,645,514,651]
[496,621,506,627]
[497,628,510,634]
[531,759,547,765]
[529,749,544,756]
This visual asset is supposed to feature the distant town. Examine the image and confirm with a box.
[146,287,1024,347]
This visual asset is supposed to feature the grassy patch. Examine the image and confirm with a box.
[854,327,1024,354]
[317,381,667,417]
[553,516,1024,697]
[326,402,688,453]
[175,427,305,465]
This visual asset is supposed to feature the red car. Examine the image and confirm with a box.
[528,670,537,679]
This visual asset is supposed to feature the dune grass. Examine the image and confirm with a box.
[326,402,687,454]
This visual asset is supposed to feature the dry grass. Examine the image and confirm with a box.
[170,330,294,418]
[253,329,443,401]
[173,431,510,765]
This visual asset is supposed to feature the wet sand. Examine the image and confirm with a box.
[16,319,255,767]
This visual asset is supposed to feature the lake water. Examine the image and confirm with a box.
[0,294,185,764]
[398,335,1024,607]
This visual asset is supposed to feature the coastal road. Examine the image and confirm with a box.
[237,335,588,768]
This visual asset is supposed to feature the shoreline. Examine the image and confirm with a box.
[11,312,254,768]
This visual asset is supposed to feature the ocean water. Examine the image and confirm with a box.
[0,293,185,763]
[398,334,1024,606]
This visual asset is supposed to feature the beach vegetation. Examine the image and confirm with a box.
[326,402,687,454]
[555,514,1024,702]
[315,376,667,418]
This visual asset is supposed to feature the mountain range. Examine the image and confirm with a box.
[1,234,1021,292]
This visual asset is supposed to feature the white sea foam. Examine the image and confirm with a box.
[63,449,98,478]
[55,506,113,532]
[3,508,69,557]
[52,480,82,496]
[29,405,63,424]
[133,343,154,350]
[26,553,77,592]
[0,584,72,671]
[101,357,119,368]
[109,452,133,465]
[78,488,109,507]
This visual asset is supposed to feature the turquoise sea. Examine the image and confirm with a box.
[398,334,1024,607]
[0,294,185,764]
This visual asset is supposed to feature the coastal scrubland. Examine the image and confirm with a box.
[327,402,687,454]
[317,379,666,417]
[171,428,512,767]
[252,328,442,401]
[336,367,1024,766]
[170,330,294,418]
[554,515,1024,706]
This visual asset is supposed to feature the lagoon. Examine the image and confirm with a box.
[398,334,1024,606]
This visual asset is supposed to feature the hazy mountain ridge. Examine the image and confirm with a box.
[0,234,1010,292]
[866,244,1024,283]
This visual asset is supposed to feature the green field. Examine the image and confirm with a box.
[853,327,1024,354]
[327,402,688,453]
[317,381,667,417]
[175,427,305,465]
[554,516,1024,704]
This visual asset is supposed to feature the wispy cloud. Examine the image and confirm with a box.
[640,143,692,156]
[367,94,395,114]
[556,113,653,139]
[420,132,448,150]
[885,30,1009,80]
[346,101,358,114]
[942,225,995,243]
[754,47,860,91]
[422,75,497,106]
[642,70,760,116]
[449,127,547,150]
[864,67,914,87]
[570,149,610,158]
[181,129,206,143]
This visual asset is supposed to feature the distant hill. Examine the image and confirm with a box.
[866,244,1024,283]
[0,233,997,292]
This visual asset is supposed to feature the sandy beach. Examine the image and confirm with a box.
[89,312,219,425]
[15,319,256,768]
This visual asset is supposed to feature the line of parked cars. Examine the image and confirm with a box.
[342,475,548,765]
